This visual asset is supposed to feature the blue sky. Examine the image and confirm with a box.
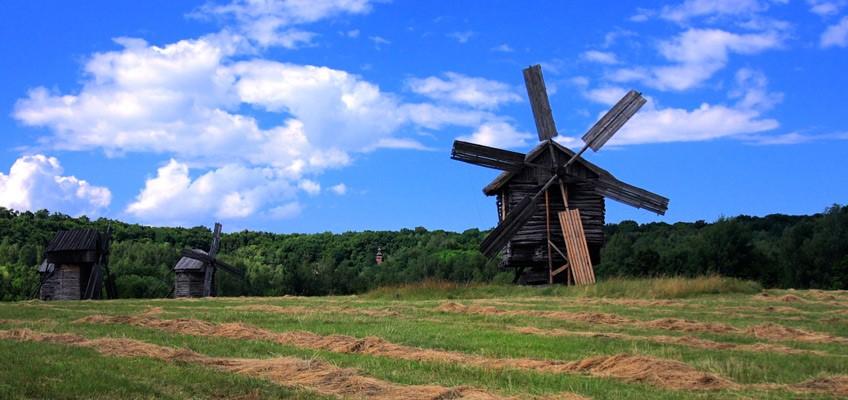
[0,0,846,233]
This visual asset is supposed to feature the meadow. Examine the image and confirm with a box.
[1,277,847,399]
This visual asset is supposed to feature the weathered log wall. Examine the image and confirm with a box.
[40,264,84,300]
[498,153,605,271]
[175,271,205,298]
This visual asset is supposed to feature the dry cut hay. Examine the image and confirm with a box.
[791,375,848,397]
[439,302,848,344]
[436,302,630,325]
[512,327,828,356]
[0,328,509,400]
[75,312,732,391]
[754,293,806,303]
[235,304,400,318]
[556,354,734,391]
[439,303,734,333]
[640,318,737,334]
[743,323,848,344]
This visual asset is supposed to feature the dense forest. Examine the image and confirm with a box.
[0,204,846,300]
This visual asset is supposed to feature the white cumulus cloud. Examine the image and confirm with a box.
[0,155,111,215]
[611,100,779,145]
[457,121,533,149]
[126,159,297,225]
[14,33,524,223]
[407,72,521,110]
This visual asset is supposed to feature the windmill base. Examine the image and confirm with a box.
[503,244,602,286]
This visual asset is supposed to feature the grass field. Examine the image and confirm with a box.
[1,277,847,399]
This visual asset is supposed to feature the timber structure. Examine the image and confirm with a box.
[452,65,669,285]
[37,229,116,300]
[173,222,244,297]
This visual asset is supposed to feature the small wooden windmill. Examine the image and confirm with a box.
[36,228,117,300]
[451,65,669,285]
[173,222,244,297]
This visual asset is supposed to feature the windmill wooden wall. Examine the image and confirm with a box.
[173,252,208,298]
[175,271,206,297]
[484,144,605,283]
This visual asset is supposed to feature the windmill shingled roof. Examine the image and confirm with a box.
[45,229,103,253]
[173,249,208,271]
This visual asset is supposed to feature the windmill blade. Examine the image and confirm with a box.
[209,222,222,257]
[594,175,669,215]
[181,248,213,263]
[451,140,526,171]
[523,65,558,141]
[480,191,541,257]
[582,90,646,151]
[214,259,245,278]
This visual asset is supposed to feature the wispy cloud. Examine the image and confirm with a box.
[581,50,619,65]
[491,43,514,53]
[407,72,522,109]
[192,0,375,48]
[447,30,474,43]
[608,28,784,91]
[821,16,848,47]
[329,183,347,195]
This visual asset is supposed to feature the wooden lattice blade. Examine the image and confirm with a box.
[581,90,646,151]
[594,175,669,215]
[523,65,558,141]
[558,209,596,285]
[215,259,245,278]
[451,140,526,171]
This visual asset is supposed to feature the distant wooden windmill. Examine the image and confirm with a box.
[37,228,117,300]
[451,65,669,285]
[173,222,244,297]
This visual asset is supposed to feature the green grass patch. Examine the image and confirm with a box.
[365,275,762,300]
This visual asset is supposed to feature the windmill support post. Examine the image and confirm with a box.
[545,189,553,284]
[558,180,573,285]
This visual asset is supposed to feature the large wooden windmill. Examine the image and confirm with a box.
[173,222,244,297]
[451,65,669,285]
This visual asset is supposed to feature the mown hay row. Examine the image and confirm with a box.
[754,292,848,307]
[437,303,848,344]
[234,304,401,318]
[75,312,732,390]
[0,328,510,400]
[512,327,830,356]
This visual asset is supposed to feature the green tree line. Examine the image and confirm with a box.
[0,205,845,300]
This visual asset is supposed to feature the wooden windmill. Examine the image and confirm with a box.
[173,222,244,297]
[451,65,669,285]
[37,228,117,300]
